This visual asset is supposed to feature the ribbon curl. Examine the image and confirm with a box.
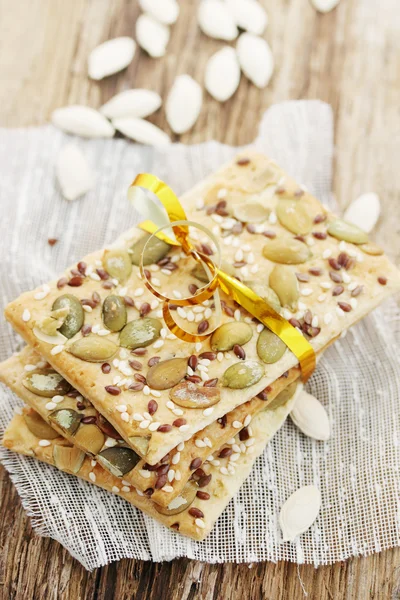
[128,174,315,382]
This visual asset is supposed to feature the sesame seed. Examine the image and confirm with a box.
[300,288,313,296]
[268,212,277,224]
[152,278,161,287]
[168,469,175,482]
[82,305,92,313]
[232,444,241,453]
[143,385,150,395]
[51,345,64,355]
[97,329,110,336]
[173,290,182,299]
[187,310,195,322]
[177,442,184,451]
[134,288,144,297]
[220,467,229,475]
[320,282,332,290]
[195,518,206,529]
[112,486,120,493]
[166,401,175,410]
[336,306,345,317]
[234,309,241,321]
[230,453,240,462]
[139,420,150,429]
[243,415,251,427]
[200,370,209,381]
[177,307,186,318]
[342,272,351,283]
[121,412,130,422]
[350,298,358,309]
[232,421,242,429]
[22,309,31,322]
[139,469,151,479]
[172,408,184,416]
[24,364,36,372]
[322,249,332,259]
[348,282,358,291]
[217,352,224,361]
[311,316,319,328]
[298,302,307,310]
[45,402,57,410]
[250,264,259,274]
[92,324,101,334]
[175,470,182,481]
[38,439,51,447]
[122,486,130,492]
[195,439,206,448]
[318,294,326,302]
[162,485,174,493]
[150,299,159,309]
[179,424,190,432]
[116,404,128,412]
[90,272,101,281]
[89,472,96,482]
[149,422,161,431]
[256,323,264,333]
[172,453,181,465]
[91,460,97,467]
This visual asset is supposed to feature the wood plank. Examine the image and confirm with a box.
[0,0,399,598]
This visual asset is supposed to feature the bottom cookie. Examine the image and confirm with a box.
[2,389,299,541]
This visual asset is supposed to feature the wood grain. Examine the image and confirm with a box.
[1,0,400,598]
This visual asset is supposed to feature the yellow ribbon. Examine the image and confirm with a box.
[129,174,316,382]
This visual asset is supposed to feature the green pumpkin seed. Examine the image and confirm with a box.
[53,445,85,474]
[24,410,60,439]
[48,408,82,435]
[103,247,132,283]
[52,294,84,339]
[190,259,235,283]
[276,199,313,235]
[170,380,221,409]
[36,307,70,336]
[67,336,118,362]
[73,424,105,455]
[222,360,264,389]
[130,233,171,266]
[22,369,71,398]
[128,436,150,457]
[245,281,281,312]
[146,358,188,390]
[360,242,384,256]
[120,318,162,349]
[155,481,198,516]
[210,322,253,352]
[262,238,311,264]
[269,265,299,310]
[232,202,270,223]
[327,219,369,244]
[256,328,287,364]
[97,446,140,477]
[102,295,127,332]
[266,381,298,410]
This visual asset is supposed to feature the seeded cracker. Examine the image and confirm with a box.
[0,345,302,506]
[2,395,297,541]
[4,153,400,465]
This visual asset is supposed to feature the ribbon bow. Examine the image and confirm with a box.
[128,174,315,382]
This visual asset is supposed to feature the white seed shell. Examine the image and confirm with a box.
[198,0,238,41]
[225,0,268,35]
[51,106,115,138]
[113,117,171,146]
[136,14,170,58]
[100,89,162,119]
[88,37,136,80]
[311,0,340,13]
[279,486,321,542]
[343,192,380,233]
[138,0,179,24]
[236,33,274,88]
[33,327,68,346]
[205,47,241,102]
[290,390,330,441]
[56,144,95,202]
[165,75,203,134]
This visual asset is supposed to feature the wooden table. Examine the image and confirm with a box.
[1,1,399,598]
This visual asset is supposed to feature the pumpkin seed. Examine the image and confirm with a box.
[170,380,221,408]
[73,423,105,454]
[154,481,198,516]
[67,336,118,362]
[97,446,140,477]
[210,322,253,351]
[97,413,121,439]
[146,358,188,390]
[24,410,60,439]
[191,259,235,283]
[262,238,311,264]
[103,247,132,283]
[279,485,321,542]
[35,307,70,336]
[130,233,170,266]
[276,199,313,235]
[53,294,84,338]
[102,295,127,332]
[245,281,281,312]
[360,242,384,256]
[267,381,298,410]
[269,265,299,310]
[290,390,330,441]
[129,436,150,456]
[327,219,369,244]
[232,202,269,223]
[22,369,71,398]
[119,318,162,349]
[49,408,82,435]
[222,360,264,389]
[257,328,287,364]
[53,445,85,474]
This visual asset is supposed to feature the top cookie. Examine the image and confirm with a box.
[5,152,400,464]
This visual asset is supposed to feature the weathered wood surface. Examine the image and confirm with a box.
[0,0,399,598]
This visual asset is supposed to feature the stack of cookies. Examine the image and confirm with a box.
[2,153,400,541]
